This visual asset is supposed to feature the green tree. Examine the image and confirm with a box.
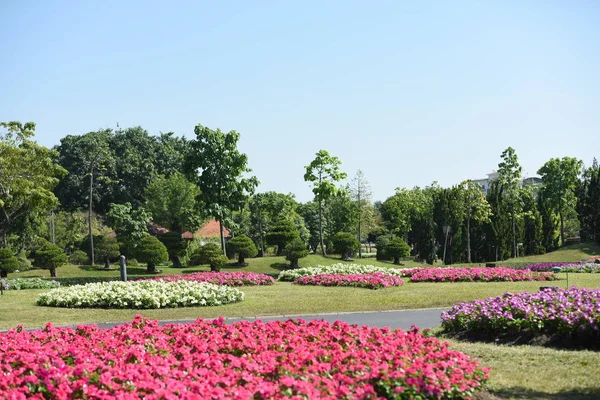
[185,125,258,254]
[497,147,523,258]
[33,241,68,277]
[226,234,258,266]
[349,170,372,258]
[521,186,544,255]
[265,219,300,256]
[0,248,19,278]
[380,188,415,238]
[105,202,151,257]
[577,159,600,244]
[0,121,66,246]
[159,231,188,268]
[283,238,308,269]
[248,192,299,256]
[323,189,358,247]
[458,180,492,263]
[95,236,121,269]
[332,232,360,260]
[537,157,583,246]
[145,173,203,233]
[385,237,411,265]
[297,202,321,253]
[136,235,168,273]
[304,150,347,255]
[196,242,229,272]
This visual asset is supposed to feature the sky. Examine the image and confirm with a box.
[1,1,599,203]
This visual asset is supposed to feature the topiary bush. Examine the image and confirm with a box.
[226,235,258,266]
[332,232,360,261]
[266,219,300,256]
[0,248,19,278]
[159,231,188,268]
[69,250,89,266]
[283,238,308,269]
[386,237,411,265]
[136,235,169,274]
[375,234,394,261]
[95,236,121,269]
[33,241,68,277]
[196,243,229,272]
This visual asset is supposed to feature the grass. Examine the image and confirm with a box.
[445,340,600,400]
[503,242,600,264]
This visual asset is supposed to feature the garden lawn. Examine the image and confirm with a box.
[502,243,600,264]
[2,274,600,330]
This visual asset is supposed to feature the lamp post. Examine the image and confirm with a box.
[442,225,451,265]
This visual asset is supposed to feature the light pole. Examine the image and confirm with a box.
[443,225,451,265]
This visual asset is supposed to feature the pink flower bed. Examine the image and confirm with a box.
[150,271,275,286]
[0,316,489,399]
[293,272,405,289]
[409,267,558,283]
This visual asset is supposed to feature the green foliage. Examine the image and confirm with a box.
[226,235,258,266]
[458,180,492,263]
[577,159,600,244]
[297,202,321,253]
[385,237,411,265]
[159,231,188,268]
[375,234,394,261]
[497,147,523,258]
[265,219,300,256]
[95,236,121,268]
[283,238,309,268]
[145,173,202,233]
[0,248,19,277]
[135,235,169,273]
[332,232,360,260]
[33,241,68,277]
[16,253,32,272]
[105,203,151,254]
[323,189,358,246]
[195,242,229,272]
[69,250,89,265]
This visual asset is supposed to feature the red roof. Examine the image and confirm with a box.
[195,219,231,238]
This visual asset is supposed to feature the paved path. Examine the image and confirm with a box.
[94,308,447,331]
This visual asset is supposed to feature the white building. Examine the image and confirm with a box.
[472,171,542,194]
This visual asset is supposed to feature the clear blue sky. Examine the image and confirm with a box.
[2,1,599,202]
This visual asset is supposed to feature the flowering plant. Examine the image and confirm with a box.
[0,316,489,398]
[36,280,244,309]
[1,278,61,290]
[293,272,405,289]
[278,263,405,281]
[522,262,600,273]
[409,267,557,282]
[150,271,275,286]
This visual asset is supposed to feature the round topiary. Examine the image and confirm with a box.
[0,248,19,278]
[266,219,300,256]
[332,232,360,261]
[283,238,309,269]
[33,241,68,277]
[386,237,411,265]
[136,235,169,274]
[95,236,121,269]
[226,235,258,266]
[159,231,188,268]
[69,250,89,266]
[197,243,229,272]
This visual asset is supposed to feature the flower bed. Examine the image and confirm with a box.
[409,267,557,282]
[36,280,244,309]
[278,263,405,281]
[522,262,600,273]
[1,277,61,290]
[441,287,600,348]
[0,316,489,398]
[293,272,405,289]
[150,271,275,286]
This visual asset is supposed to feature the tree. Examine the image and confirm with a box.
[0,121,66,247]
[249,192,299,256]
[323,189,357,247]
[33,241,68,277]
[349,170,372,258]
[283,238,308,269]
[380,188,415,238]
[265,219,300,256]
[159,231,188,268]
[105,202,151,257]
[577,159,600,244]
[185,125,258,254]
[226,235,258,266]
[332,232,360,260]
[304,150,347,255]
[145,173,203,233]
[458,180,492,263]
[95,236,121,269]
[538,157,583,246]
[136,235,168,273]
[385,237,411,265]
[497,147,523,258]
[196,242,229,272]
[297,202,321,253]
[0,248,19,278]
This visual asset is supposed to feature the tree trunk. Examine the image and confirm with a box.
[219,218,226,255]
[237,254,246,266]
[103,256,111,270]
[466,216,472,263]
[393,257,399,265]
[172,256,183,268]
[559,211,565,246]
[210,263,220,272]
[512,214,517,258]
[258,219,265,257]
[147,262,156,274]
[50,268,57,278]
[318,200,326,255]
[0,270,7,278]
[88,172,95,266]
[290,258,299,269]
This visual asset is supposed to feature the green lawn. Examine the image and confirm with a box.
[503,242,600,264]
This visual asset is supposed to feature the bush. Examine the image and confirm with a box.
[283,238,308,269]
[136,235,169,274]
[226,235,258,266]
[278,263,405,281]
[159,231,188,268]
[375,234,394,261]
[16,255,32,272]
[332,232,360,260]
[69,250,89,265]
[33,241,68,277]
[95,236,121,269]
[0,248,19,278]
[385,237,411,265]
[196,243,229,272]
[266,219,300,256]
[3,278,61,290]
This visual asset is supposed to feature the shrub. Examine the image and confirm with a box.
[159,231,188,268]
[408,267,558,282]
[135,235,169,274]
[226,235,258,266]
[151,271,275,286]
[0,248,19,278]
[385,237,410,265]
[69,250,89,265]
[95,236,121,269]
[16,255,32,272]
[283,238,308,268]
[3,278,60,290]
[278,263,405,281]
[293,272,405,290]
[196,243,228,272]
[33,241,68,277]
[332,232,360,260]
[265,219,300,256]
[375,234,394,261]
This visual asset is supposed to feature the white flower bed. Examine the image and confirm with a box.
[36,280,244,309]
[278,263,406,281]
